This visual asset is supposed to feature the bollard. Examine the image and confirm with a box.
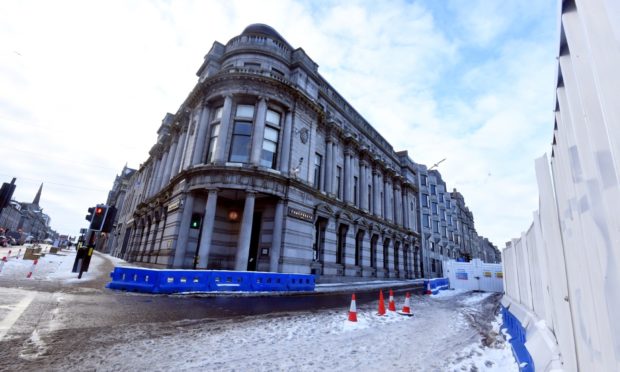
[17,248,21,259]
[26,259,38,278]
[0,256,6,273]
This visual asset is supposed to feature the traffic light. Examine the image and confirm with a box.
[190,213,202,229]
[85,206,95,222]
[101,206,117,233]
[89,204,108,231]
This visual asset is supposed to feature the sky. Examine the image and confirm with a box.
[0,0,559,246]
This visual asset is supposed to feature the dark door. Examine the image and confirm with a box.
[247,212,262,271]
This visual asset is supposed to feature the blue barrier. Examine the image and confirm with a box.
[501,306,534,372]
[107,267,316,294]
[286,274,315,291]
[107,267,160,292]
[423,277,450,294]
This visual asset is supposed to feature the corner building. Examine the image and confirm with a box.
[113,24,422,281]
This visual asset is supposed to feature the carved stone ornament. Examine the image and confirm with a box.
[300,128,309,144]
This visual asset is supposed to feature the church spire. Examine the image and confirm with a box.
[32,183,43,206]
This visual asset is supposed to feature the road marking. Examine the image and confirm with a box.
[0,292,36,341]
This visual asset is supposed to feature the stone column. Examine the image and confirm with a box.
[325,137,333,193]
[343,150,351,203]
[173,194,194,268]
[147,158,161,197]
[155,151,169,193]
[191,106,211,166]
[394,183,402,226]
[171,129,187,178]
[383,177,390,221]
[402,189,410,229]
[360,160,368,211]
[269,200,284,272]
[235,191,256,271]
[197,190,218,269]
[279,111,293,173]
[372,169,380,216]
[250,98,268,166]
[215,95,233,163]
[162,140,177,186]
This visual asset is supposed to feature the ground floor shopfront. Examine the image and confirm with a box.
[114,167,421,281]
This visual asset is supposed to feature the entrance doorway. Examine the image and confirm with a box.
[247,212,262,271]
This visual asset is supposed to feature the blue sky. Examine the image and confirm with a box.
[0,0,559,246]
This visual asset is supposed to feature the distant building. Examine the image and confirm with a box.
[105,24,496,280]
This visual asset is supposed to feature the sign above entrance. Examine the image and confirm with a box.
[288,207,313,222]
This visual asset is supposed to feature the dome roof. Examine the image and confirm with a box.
[241,24,290,47]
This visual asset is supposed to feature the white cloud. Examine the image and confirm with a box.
[0,0,558,246]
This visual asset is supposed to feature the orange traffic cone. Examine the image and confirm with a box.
[388,289,396,311]
[425,281,432,295]
[377,290,386,316]
[398,292,413,316]
[348,294,358,322]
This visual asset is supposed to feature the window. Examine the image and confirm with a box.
[432,202,438,214]
[442,226,447,237]
[368,185,372,211]
[314,153,322,189]
[439,193,444,203]
[353,176,358,206]
[446,200,451,209]
[432,220,439,233]
[430,184,436,195]
[441,210,446,221]
[229,105,254,163]
[271,67,284,77]
[260,109,281,168]
[422,194,429,208]
[423,214,430,228]
[380,192,384,217]
[244,62,261,69]
[336,166,342,199]
[206,106,223,163]
[421,175,427,186]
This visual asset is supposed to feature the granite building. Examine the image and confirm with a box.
[107,24,423,281]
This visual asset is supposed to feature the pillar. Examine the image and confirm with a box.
[215,95,233,163]
[251,98,268,166]
[343,150,351,203]
[173,194,194,268]
[360,160,368,211]
[235,192,256,271]
[197,190,218,269]
[191,106,211,166]
[161,140,177,187]
[269,200,284,272]
[394,183,402,226]
[171,129,187,178]
[373,169,380,216]
[279,111,293,173]
[325,138,333,193]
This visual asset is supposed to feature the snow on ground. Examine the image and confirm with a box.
[0,248,518,371]
[0,245,108,283]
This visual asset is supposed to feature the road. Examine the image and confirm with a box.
[0,248,512,371]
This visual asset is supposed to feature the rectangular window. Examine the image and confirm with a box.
[432,202,438,214]
[244,62,261,69]
[314,153,322,189]
[430,184,436,195]
[441,210,446,221]
[432,220,439,233]
[442,226,447,237]
[422,194,429,208]
[206,105,223,163]
[353,176,358,206]
[229,105,254,163]
[421,175,427,186]
[368,185,372,211]
[439,193,444,203]
[260,126,279,168]
[423,214,430,228]
[446,200,451,209]
[229,121,252,163]
[206,123,220,163]
[336,166,342,199]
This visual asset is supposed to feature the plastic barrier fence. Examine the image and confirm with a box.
[423,277,450,295]
[501,305,534,372]
[107,267,315,294]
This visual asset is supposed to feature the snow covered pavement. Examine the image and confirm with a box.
[0,247,517,371]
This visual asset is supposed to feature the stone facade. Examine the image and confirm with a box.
[106,24,421,281]
[106,24,497,281]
